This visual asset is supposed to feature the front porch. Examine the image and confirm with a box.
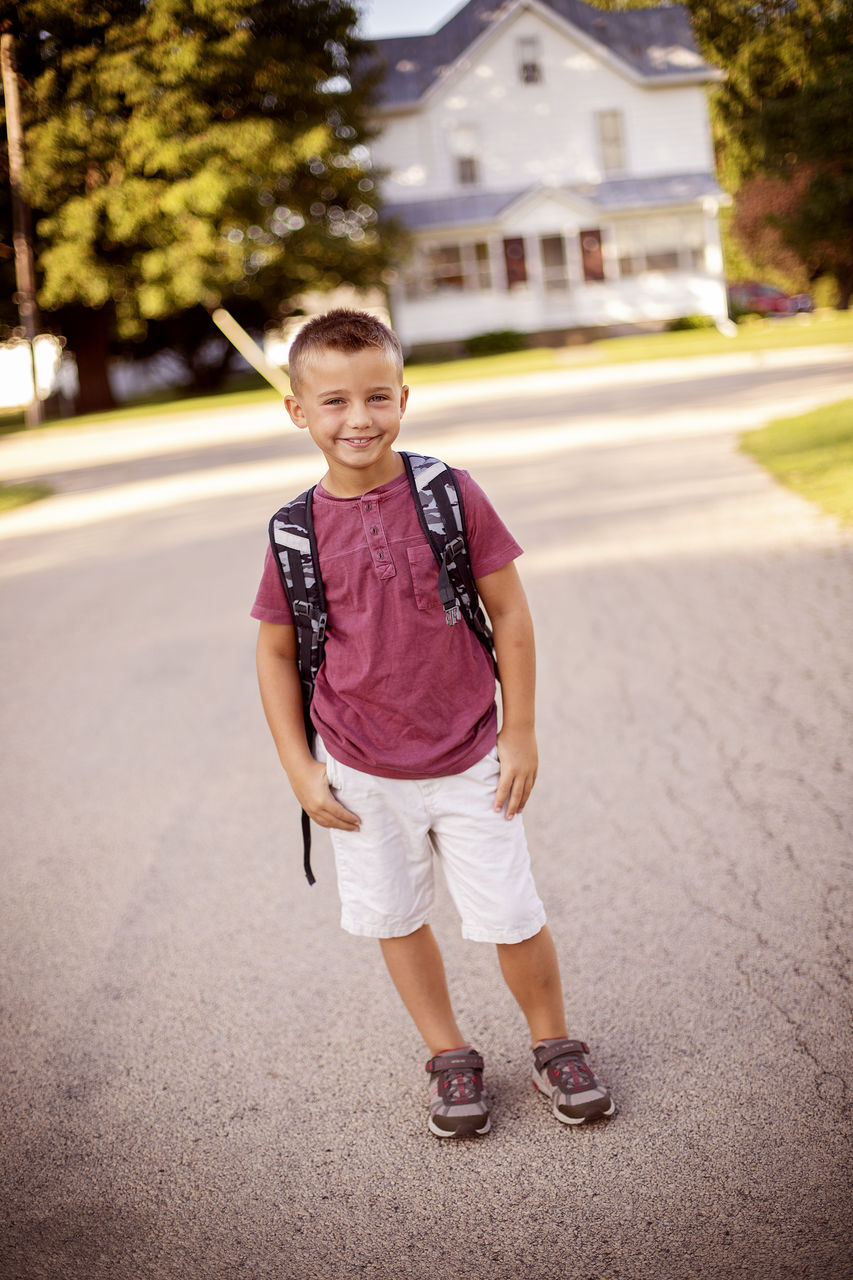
[383,177,729,351]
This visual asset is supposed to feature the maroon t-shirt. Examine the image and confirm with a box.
[251,467,522,779]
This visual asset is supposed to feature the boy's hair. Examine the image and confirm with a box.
[287,309,404,393]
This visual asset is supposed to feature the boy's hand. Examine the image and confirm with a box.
[494,727,538,820]
[290,759,361,832]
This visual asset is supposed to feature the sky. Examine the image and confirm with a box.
[358,0,465,38]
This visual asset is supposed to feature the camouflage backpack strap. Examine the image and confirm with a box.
[268,486,327,886]
[401,452,497,674]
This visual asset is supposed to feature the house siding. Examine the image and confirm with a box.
[377,11,714,200]
[370,0,727,348]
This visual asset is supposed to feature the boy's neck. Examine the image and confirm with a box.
[320,450,405,499]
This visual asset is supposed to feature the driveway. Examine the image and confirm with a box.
[1,348,851,1279]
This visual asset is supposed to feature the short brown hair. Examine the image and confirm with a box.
[287,309,404,393]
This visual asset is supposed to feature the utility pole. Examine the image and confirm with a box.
[1,24,43,427]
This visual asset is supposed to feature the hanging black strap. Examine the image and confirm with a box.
[301,808,315,887]
[268,487,326,886]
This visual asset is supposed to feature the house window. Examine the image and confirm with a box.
[503,237,528,289]
[613,215,706,276]
[456,156,478,186]
[579,229,605,283]
[684,219,706,270]
[596,110,625,175]
[404,242,492,297]
[473,242,492,289]
[615,222,641,277]
[450,125,480,188]
[517,37,542,83]
[428,245,466,291]
[645,249,680,272]
[540,235,569,291]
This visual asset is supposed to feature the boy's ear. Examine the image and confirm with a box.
[285,394,307,429]
[400,384,409,415]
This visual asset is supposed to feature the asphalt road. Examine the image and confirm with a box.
[1,348,852,1280]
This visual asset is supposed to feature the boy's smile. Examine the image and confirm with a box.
[285,348,409,497]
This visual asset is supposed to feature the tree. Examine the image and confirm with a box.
[729,166,820,293]
[1,0,398,412]
[685,1,853,307]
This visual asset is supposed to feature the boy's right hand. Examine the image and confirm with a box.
[289,759,361,832]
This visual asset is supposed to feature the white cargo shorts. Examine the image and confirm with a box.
[316,739,546,943]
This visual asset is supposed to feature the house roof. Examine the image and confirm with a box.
[383,188,532,232]
[371,0,715,108]
[584,171,724,211]
[383,172,724,232]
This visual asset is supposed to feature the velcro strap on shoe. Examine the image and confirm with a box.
[426,1052,484,1075]
[535,1039,589,1069]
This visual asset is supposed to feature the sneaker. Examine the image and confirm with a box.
[425,1048,491,1138]
[532,1038,615,1125]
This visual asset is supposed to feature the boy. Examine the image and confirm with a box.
[252,310,613,1138]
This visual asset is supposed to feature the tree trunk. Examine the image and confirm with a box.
[187,337,235,393]
[70,306,116,414]
[837,271,852,311]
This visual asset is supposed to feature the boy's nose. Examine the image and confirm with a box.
[347,401,372,429]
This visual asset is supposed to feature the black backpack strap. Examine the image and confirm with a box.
[401,452,497,674]
[268,486,326,885]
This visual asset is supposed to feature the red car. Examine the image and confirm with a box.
[728,282,814,315]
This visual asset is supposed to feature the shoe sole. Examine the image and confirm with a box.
[533,1075,615,1125]
[428,1115,492,1139]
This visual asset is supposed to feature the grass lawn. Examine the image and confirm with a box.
[407,310,853,385]
[740,399,853,527]
[0,482,54,513]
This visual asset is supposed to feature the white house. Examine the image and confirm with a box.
[369,0,727,352]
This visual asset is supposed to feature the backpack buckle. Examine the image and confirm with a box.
[444,602,462,626]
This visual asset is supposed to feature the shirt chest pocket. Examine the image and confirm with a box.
[406,543,441,612]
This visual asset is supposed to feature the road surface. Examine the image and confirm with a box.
[1,347,851,1279]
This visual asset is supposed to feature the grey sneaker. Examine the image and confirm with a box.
[425,1048,491,1138]
[532,1038,615,1125]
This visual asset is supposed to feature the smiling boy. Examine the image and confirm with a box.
[251,310,614,1137]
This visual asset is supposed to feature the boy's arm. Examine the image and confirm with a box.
[475,561,537,820]
[255,621,360,831]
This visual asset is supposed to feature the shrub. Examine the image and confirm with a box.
[464,329,528,356]
[666,315,716,331]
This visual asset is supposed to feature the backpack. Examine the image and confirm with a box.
[268,451,496,884]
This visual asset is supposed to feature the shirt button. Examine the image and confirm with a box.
[364,502,373,512]
[370,526,379,535]
[376,550,385,560]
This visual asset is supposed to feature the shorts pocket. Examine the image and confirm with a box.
[324,750,341,792]
[406,543,441,612]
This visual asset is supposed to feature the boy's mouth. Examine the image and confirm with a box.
[342,437,376,449]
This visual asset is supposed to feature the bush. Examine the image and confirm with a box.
[464,329,528,356]
[405,344,460,365]
[666,315,716,331]
[728,304,757,323]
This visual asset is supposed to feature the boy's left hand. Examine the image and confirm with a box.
[494,726,538,820]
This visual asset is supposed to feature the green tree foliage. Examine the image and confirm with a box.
[1,0,397,410]
[686,1,853,307]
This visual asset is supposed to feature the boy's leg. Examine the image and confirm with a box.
[381,925,491,1138]
[499,925,615,1124]
[495,924,568,1044]
[380,923,465,1055]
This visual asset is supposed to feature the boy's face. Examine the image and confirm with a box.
[285,347,409,496]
